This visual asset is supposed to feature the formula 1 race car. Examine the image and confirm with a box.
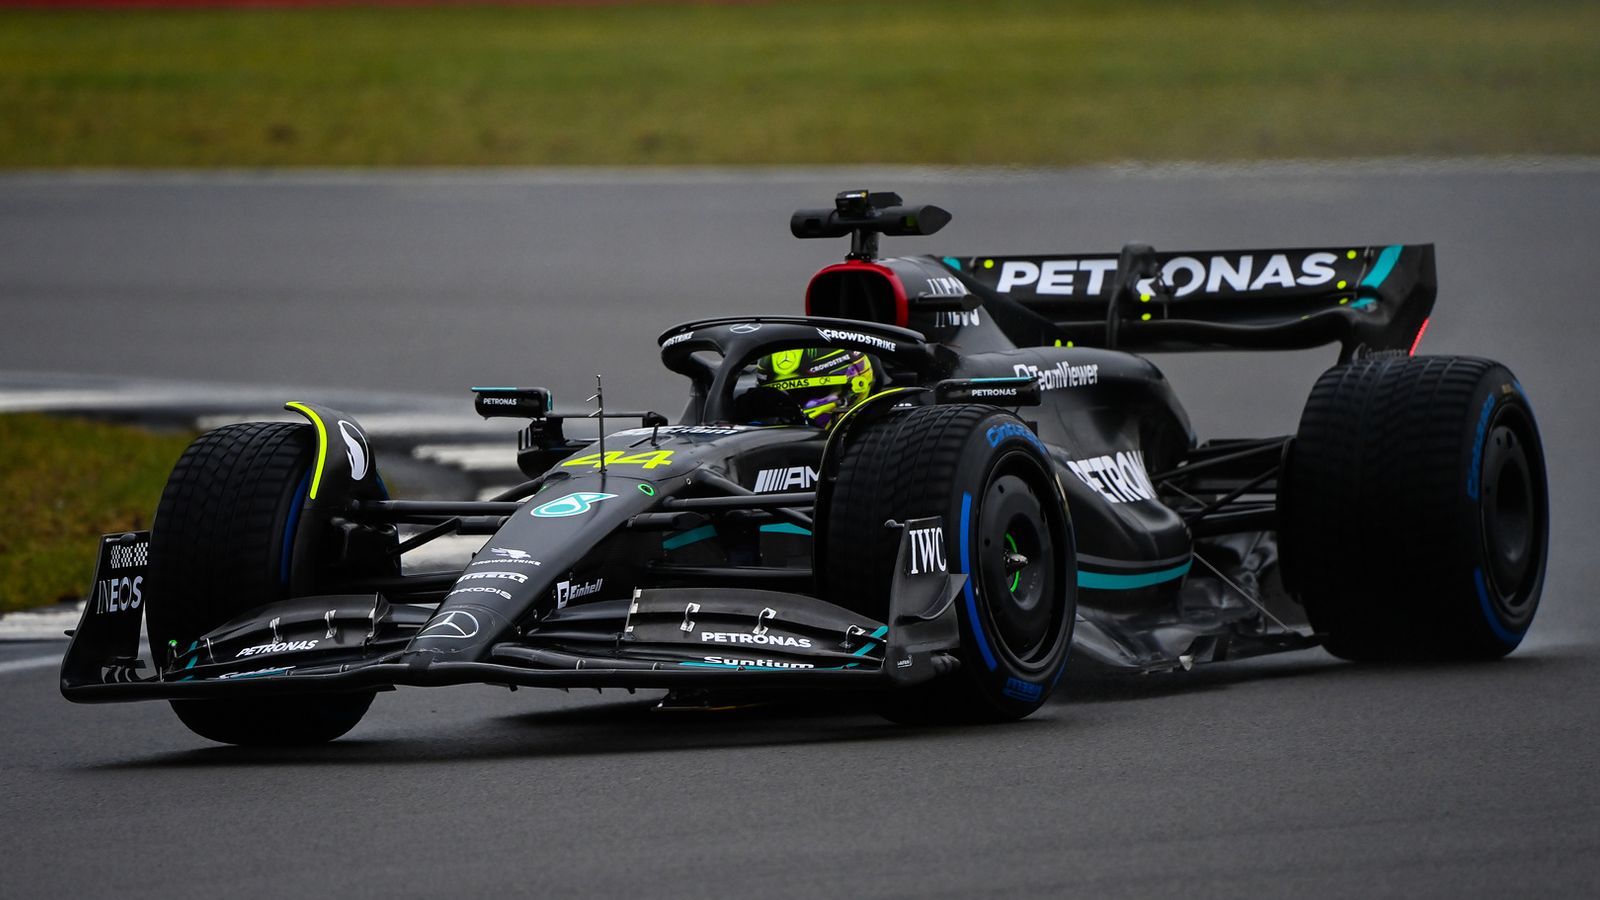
[61,190,1549,745]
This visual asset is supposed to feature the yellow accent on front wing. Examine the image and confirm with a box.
[284,401,329,500]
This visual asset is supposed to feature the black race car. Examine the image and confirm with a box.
[62,190,1549,745]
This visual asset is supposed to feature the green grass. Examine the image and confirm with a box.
[0,414,193,612]
[1,0,1597,166]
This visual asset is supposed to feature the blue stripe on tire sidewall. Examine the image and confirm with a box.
[280,469,311,586]
[959,491,1000,671]
[1466,393,1496,501]
[1474,567,1524,645]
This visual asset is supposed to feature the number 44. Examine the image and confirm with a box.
[561,449,675,470]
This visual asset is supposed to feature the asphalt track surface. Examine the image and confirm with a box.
[3,165,1599,898]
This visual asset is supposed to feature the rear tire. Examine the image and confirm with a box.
[822,405,1076,723]
[1281,356,1548,660]
[147,422,375,745]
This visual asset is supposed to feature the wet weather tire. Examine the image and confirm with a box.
[822,404,1076,722]
[169,693,374,747]
[146,422,374,745]
[1281,356,1548,661]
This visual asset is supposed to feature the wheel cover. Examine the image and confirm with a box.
[1479,406,1543,616]
[976,470,1057,663]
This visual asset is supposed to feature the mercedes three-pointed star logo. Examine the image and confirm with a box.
[418,610,481,641]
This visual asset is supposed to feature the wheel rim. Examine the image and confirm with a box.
[1479,406,1543,614]
[977,469,1057,663]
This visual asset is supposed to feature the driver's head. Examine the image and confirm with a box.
[755,348,876,428]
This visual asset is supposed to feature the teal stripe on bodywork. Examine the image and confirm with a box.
[1077,560,1191,590]
[850,624,890,657]
[666,522,813,549]
[667,523,813,549]
[663,525,717,550]
[679,661,860,670]
[1360,245,1403,289]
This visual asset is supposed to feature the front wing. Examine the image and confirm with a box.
[61,519,964,702]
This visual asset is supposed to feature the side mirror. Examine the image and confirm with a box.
[472,386,552,419]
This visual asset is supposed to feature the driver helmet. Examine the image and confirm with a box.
[755,348,876,428]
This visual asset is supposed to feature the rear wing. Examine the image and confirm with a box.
[789,192,1435,359]
[944,244,1435,357]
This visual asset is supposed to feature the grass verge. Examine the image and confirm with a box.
[0,414,193,612]
[0,0,1597,166]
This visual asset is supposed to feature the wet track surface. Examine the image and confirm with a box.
[3,166,1599,897]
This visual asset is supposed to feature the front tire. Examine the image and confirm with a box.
[1281,355,1548,660]
[170,693,374,747]
[822,405,1076,722]
[147,422,375,745]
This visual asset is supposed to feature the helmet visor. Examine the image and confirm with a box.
[765,375,850,424]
